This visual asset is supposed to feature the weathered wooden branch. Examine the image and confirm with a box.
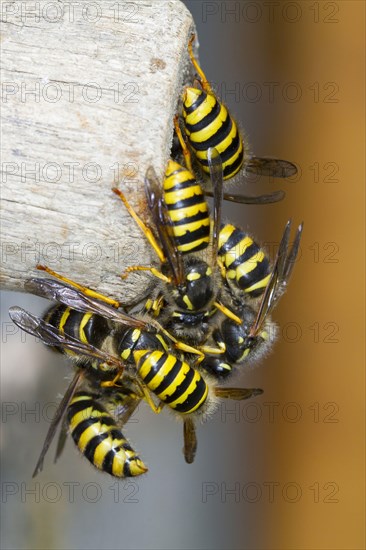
[1,0,196,304]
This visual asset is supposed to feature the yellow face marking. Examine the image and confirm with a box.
[206,267,212,276]
[241,349,250,360]
[238,337,244,344]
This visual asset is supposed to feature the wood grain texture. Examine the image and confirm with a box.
[1,0,196,304]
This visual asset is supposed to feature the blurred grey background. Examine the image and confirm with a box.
[1,1,364,549]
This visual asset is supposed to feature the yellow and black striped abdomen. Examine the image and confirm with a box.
[218,224,271,297]
[134,349,208,414]
[44,305,109,355]
[67,392,147,477]
[164,160,210,253]
[182,87,243,180]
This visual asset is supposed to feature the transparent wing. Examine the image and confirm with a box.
[221,189,285,205]
[249,220,304,337]
[183,417,197,464]
[32,370,83,477]
[53,414,69,465]
[107,382,142,427]
[9,307,125,369]
[24,278,146,329]
[245,157,298,178]
[215,387,264,400]
[145,166,185,285]
[207,146,223,266]
[281,222,304,287]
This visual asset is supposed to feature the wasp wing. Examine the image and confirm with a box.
[281,222,304,287]
[33,370,83,477]
[245,157,298,178]
[207,147,223,267]
[249,220,303,337]
[215,387,264,400]
[9,307,126,369]
[24,278,146,329]
[145,166,185,285]
[53,414,69,465]
[221,189,285,204]
[183,417,197,464]
[107,382,142,427]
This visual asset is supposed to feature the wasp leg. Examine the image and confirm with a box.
[37,265,120,308]
[121,265,171,283]
[173,340,204,357]
[136,380,165,414]
[144,294,165,317]
[213,301,243,325]
[100,366,125,388]
[112,187,166,263]
[197,345,226,356]
[174,114,194,173]
[188,34,213,95]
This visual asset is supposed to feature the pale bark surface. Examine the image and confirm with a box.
[1,0,196,304]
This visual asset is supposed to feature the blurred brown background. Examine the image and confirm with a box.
[1,1,364,549]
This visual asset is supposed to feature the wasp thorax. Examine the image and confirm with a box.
[171,258,215,311]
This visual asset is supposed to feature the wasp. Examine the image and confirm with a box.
[10,272,262,473]
[113,156,241,348]
[9,301,148,478]
[177,35,298,202]
[200,219,303,380]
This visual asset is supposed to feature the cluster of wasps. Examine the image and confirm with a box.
[10,36,303,479]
